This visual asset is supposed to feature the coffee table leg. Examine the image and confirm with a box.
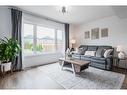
[71,64,76,76]
[61,61,64,70]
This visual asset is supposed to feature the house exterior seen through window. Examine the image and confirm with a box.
[23,23,65,56]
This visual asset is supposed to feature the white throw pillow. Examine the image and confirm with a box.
[104,49,113,58]
[85,51,96,56]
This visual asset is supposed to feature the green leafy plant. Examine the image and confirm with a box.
[0,37,21,63]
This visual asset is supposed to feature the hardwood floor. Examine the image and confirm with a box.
[0,66,64,89]
[0,63,127,89]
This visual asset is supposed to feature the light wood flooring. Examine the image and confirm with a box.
[0,64,63,89]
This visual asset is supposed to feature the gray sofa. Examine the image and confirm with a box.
[72,45,114,70]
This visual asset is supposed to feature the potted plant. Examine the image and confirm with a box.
[0,37,21,72]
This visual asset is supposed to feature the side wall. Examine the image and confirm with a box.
[0,6,11,38]
[74,15,127,53]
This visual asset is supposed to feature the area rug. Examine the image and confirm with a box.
[39,63,125,89]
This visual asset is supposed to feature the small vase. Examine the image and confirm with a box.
[118,52,125,59]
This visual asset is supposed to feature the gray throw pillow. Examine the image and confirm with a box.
[104,49,113,58]
[95,48,104,57]
[78,48,85,55]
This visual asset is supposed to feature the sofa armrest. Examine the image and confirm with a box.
[106,55,113,70]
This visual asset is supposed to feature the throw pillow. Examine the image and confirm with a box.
[95,48,104,57]
[78,47,85,55]
[85,51,96,56]
[104,49,113,58]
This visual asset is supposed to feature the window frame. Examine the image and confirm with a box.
[23,21,65,56]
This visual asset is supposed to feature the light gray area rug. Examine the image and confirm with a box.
[39,63,125,89]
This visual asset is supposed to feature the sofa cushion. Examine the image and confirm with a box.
[72,53,81,59]
[91,57,106,64]
[85,51,96,56]
[91,56,106,61]
[87,46,98,51]
[81,55,91,61]
[81,55,91,58]
[91,59,106,64]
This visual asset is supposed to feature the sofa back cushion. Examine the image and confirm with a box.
[99,46,112,49]
[87,46,98,51]
[85,51,96,56]
[79,45,87,48]
[79,45,87,50]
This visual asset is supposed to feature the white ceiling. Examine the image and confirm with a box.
[17,6,124,25]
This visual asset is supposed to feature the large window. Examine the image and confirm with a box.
[23,23,65,55]
[56,30,64,52]
[37,26,55,53]
[24,23,34,54]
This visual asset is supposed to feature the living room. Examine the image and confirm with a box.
[0,1,127,93]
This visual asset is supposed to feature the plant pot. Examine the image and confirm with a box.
[1,62,12,72]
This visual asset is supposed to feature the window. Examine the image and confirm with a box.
[56,30,65,52]
[23,23,34,55]
[37,26,55,53]
[23,23,65,55]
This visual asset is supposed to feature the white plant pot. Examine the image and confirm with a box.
[1,62,11,72]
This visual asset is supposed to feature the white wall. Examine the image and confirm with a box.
[74,15,127,54]
[0,6,11,38]
[72,15,127,68]
[0,6,11,65]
